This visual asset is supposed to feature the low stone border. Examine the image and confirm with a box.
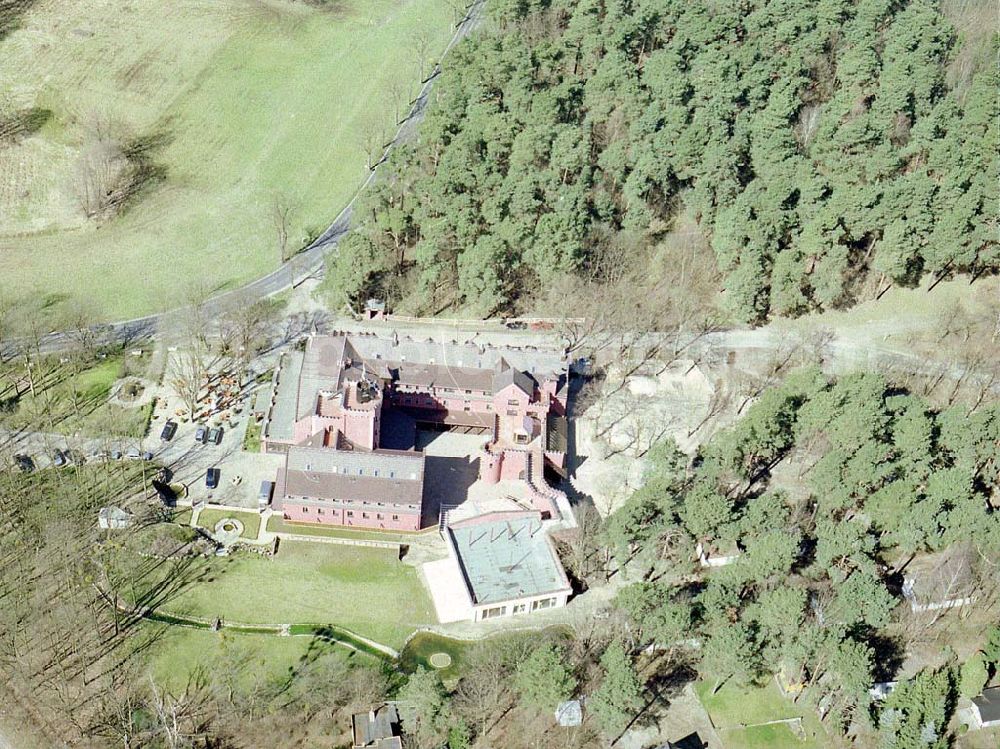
[429,652,452,669]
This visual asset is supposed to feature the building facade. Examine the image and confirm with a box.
[262,333,570,531]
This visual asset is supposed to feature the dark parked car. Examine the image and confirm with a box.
[141,450,154,461]
[160,421,178,441]
[207,427,223,445]
[52,450,68,467]
[258,480,274,508]
[194,425,208,444]
[14,454,34,473]
[205,467,220,489]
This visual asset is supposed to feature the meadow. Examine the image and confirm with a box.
[147,540,435,648]
[694,681,828,749]
[0,0,453,319]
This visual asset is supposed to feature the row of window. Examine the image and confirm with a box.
[398,384,487,397]
[301,507,400,521]
[400,395,496,412]
[480,596,559,620]
[288,496,418,511]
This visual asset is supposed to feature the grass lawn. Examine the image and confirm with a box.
[152,540,434,648]
[695,681,802,728]
[399,632,471,682]
[0,355,152,437]
[0,0,454,321]
[957,727,1000,748]
[719,723,823,749]
[695,680,828,748]
[266,516,432,543]
[145,624,376,693]
[242,419,261,453]
[196,508,261,540]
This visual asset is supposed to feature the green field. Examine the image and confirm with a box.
[196,508,262,540]
[149,540,434,648]
[399,631,471,682]
[146,624,377,692]
[695,681,826,749]
[0,0,453,320]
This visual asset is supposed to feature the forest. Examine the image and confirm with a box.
[324,0,998,322]
[599,367,1000,744]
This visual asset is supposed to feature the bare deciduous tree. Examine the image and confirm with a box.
[217,293,279,382]
[272,193,296,264]
[73,113,133,220]
[411,30,431,82]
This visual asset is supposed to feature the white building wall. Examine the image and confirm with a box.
[472,590,570,622]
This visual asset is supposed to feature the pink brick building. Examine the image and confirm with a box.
[262,333,570,531]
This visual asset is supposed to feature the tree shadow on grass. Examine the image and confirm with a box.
[0,0,41,41]
[0,106,52,144]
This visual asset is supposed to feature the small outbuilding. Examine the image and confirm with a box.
[696,540,741,568]
[869,681,898,701]
[98,506,132,530]
[351,704,401,749]
[364,298,386,321]
[971,686,1000,729]
[653,733,707,749]
[555,700,583,727]
[901,548,977,613]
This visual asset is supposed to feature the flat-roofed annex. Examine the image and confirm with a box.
[448,517,571,605]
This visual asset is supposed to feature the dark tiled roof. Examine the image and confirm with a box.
[546,414,568,453]
[283,447,423,506]
[493,362,534,397]
[667,733,706,749]
[974,687,1000,724]
[352,704,399,747]
[394,362,495,392]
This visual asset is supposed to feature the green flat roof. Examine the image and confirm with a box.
[449,518,570,605]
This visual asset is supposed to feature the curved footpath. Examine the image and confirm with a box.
[29,0,487,356]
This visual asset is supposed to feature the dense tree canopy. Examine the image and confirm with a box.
[608,369,1000,732]
[326,0,997,321]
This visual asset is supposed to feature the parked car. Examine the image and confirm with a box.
[14,454,34,473]
[160,421,178,442]
[67,449,87,465]
[207,427,223,445]
[126,447,141,460]
[90,450,110,462]
[205,467,220,489]
[194,425,208,444]
[111,449,123,460]
[141,450,154,461]
[52,450,68,467]
[258,480,274,508]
